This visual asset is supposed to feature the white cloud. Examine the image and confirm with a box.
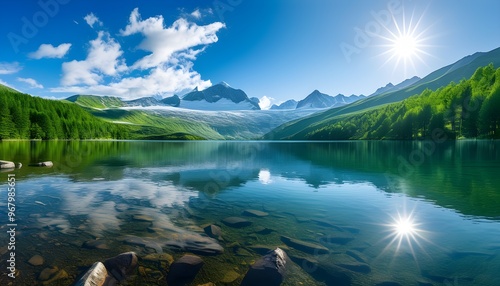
[53,8,224,99]
[258,96,277,110]
[53,62,212,98]
[191,9,202,19]
[120,8,225,70]
[17,77,43,89]
[60,31,126,86]
[0,62,22,74]
[84,12,102,28]
[28,43,72,59]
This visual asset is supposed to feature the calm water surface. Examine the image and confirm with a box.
[0,141,499,285]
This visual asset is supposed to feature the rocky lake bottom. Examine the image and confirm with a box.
[0,141,499,285]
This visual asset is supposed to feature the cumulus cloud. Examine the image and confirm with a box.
[60,31,126,86]
[120,8,225,70]
[0,62,22,74]
[17,77,44,89]
[54,8,224,99]
[259,96,277,110]
[28,43,71,59]
[53,62,211,98]
[84,12,103,28]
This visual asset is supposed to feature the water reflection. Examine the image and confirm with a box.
[0,141,499,285]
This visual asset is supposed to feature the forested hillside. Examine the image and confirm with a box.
[0,87,129,140]
[301,64,500,140]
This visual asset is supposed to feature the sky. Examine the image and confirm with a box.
[1,0,500,109]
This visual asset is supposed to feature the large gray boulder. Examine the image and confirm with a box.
[241,248,288,286]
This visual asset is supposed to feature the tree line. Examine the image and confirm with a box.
[307,64,500,140]
[0,89,129,140]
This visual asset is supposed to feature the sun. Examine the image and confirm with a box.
[393,35,418,59]
[378,8,433,76]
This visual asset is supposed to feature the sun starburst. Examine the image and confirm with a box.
[377,7,434,77]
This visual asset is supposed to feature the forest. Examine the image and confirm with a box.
[0,87,129,140]
[306,64,500,140]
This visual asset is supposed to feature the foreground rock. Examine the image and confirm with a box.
[30,161,53,167]
[280,236,329,255]
[241,248,288,286]
[74,252,138,286]
[242,209,269,217]
[222,217,252,228]
[0,160,15,169]
[103,252,138,282]
[74,262,109,286]
[167,255,204,286]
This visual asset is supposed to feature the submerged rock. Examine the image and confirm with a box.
[203,224,223,240]
[320,233,355,245]
[337,262,371,273]
[41,269,68,285]
[280,236,329,255]
[82,239,110,250]
[241,248,288,286]
[167,255,204,286]
[132,214,154,222]
[253,226,275,235]
[103,252,138,282]
[222,217,252,228]
[38,266,59,281]
[164,233,224,255]
[221,270,240,283]
[28,254,44,266]
[242,209,269,217]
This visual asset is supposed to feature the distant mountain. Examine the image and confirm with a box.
[271,99,298,110]
[296,90,365,109]
[125,97,162,107]
[161,95,180,107]
[370,76,421,96]
[265,46,500,140]
[66,94,125,109]
[181,82,260,110]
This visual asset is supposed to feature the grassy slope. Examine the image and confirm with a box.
[266,47,500,139]
[65,95,125,109]
[90,109,225,140]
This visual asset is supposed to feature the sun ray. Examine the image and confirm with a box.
[373,4,435,77]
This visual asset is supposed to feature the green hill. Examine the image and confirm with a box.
[266,47,500,140]
[0,86,129,140]
[267,64,500,140]
[65,94,125,109]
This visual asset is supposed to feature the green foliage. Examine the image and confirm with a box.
[301,64,500,140]
[0,88,130,140]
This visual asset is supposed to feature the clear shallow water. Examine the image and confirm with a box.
[0,140,499,285]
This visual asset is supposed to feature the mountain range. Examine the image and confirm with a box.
[2,47,500,141]
[265,46,500,140]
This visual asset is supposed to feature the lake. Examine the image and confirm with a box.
[0,140,499,285]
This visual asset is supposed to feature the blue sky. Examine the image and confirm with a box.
[1,0,499,108]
